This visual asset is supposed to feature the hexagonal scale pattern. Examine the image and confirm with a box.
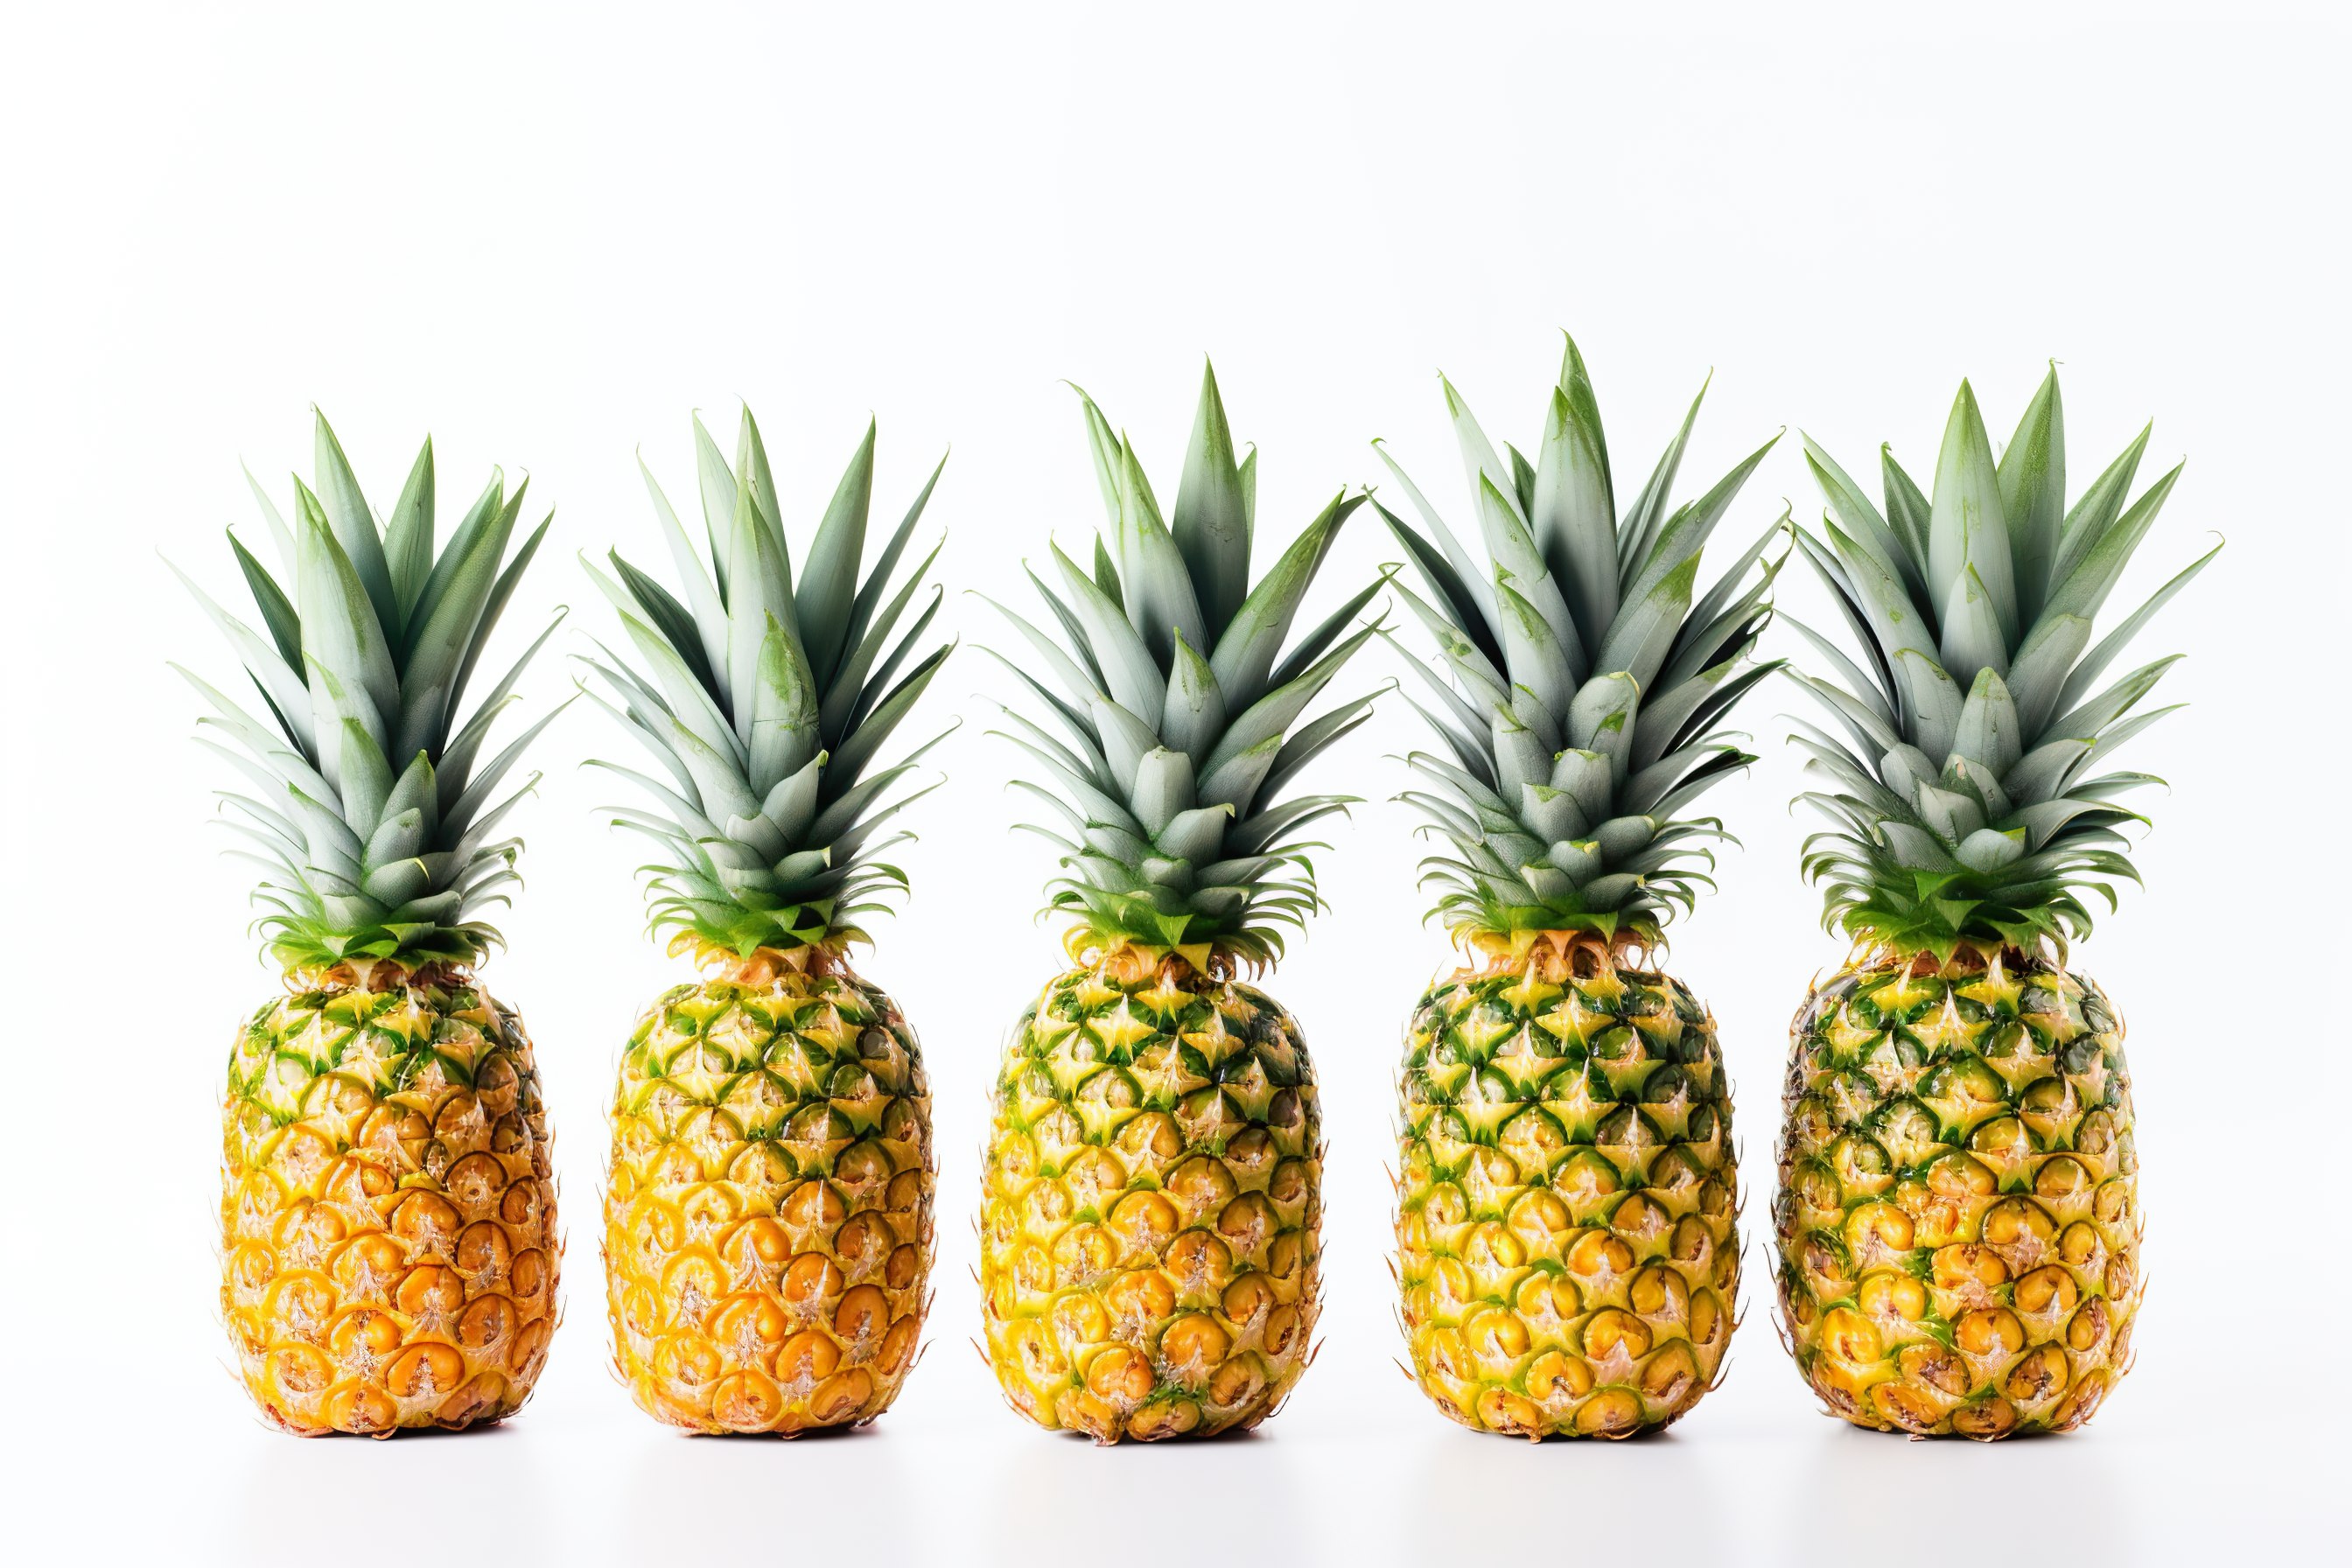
[220,975,557,1434]
[1774,948,2141,1438]
[606,969,934,1434]
[982,955,1322,1441]
[1397,951,1739,1438]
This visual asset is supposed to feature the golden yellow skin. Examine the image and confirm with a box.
[1774,945,2141,1438]
[606,948,933,1434]
[982,948,1321,1441]
[220,963,557,1435]
[1397,934,1738,1438]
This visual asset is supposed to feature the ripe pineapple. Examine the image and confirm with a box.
[976,365,1384,1441]
[179,414,566,1434]
[1376,337,1785,1438]
[1776,368,2216,1437]
[582,408,952,1435]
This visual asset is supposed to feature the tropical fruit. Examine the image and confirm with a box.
[1776,368,2215,1436]
[976,364,1383,1441]
[582,408,952,1434]
[179,415,566,1433]
[1377,336,1784,1438]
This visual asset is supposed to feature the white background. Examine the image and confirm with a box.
[3,3,2344,1563]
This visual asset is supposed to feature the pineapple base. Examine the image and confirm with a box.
[606,956,934,1434]
[981,949,1323,1442]
[1396,934,1739,1439]
[220,967,557,1436]
[1774,945,2140,1438]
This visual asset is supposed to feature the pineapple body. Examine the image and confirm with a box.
[1398,941,1738,1438]
[981,951,1322,1441]
[220,969,557,1435]
[1774,947,2140,1438]
[606,961,934,1433]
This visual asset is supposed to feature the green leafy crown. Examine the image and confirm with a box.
[1788,367,2216,957]
[580,407,953,958]
[982,363,1386,967]
[176,412,563,971]
[1379,335,1787,947]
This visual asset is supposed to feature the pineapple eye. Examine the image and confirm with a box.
[1981,1020,2032,1060]
[1967,1116,2031,1158]
[1522,1018,1573,1059]
[1665,1024,1718,1067]
[1934,1060,2007,1106]
[825,1064,878,1100]
[786,1102,850,1142]
[1830,1134,1893,1184]
[1552,1149,1621,1202]
[990,1132,1039,1181]
[1083,1069,1144,1111]
[879,1098,924,1143]
[1647,1145,1708,1191]
[1464,1068,1516,1105]
[1873,1098,1941,1150]
[1619,987,1666,1019]
[1824,1071,1880,1122]
[1268,1158,1312,1207]
[1787,1094,1838,1147]
[1595,1105,1662,1149]
[1589,1026,1638,1063]
[2035,1158,2092,1200]
[1507,1189,1572,1242]
[2059,1035,2108,1076]
[1418,1181,1469,1227]
[1499,1108,1566,1160]
[1639,1064,1693,1105]
[2019,1075,2076,1116]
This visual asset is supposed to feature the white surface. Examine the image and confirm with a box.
[2,3,2344,1563]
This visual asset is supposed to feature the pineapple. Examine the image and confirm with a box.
[178,414,566,1434]
[1776,368,2216,1437]
[976,365,1384,1441]
[581,408,952,1435]
[1376,337,1785,1438]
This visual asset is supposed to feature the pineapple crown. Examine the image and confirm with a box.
[981,363,1387,969]
[1788,366,2217,959]
[1378,335,1787,948]
[174,412,564,972]
[579,407,953,959]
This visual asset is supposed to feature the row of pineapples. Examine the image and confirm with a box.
[184,342,2205,1440]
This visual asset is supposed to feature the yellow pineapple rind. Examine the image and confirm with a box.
[1396,939,1740,1439]
[980,953,1323,1443]
[220,974,558,1435]
[606,963,934,1434]
[1774,946,2141,1438]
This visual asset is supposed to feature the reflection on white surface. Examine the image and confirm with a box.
[1781,1424,2138,1560]
[990,1429,1310,1568]
[28,1327,2344,1568]
[593,1421,914,1561]
[1401,1424,1736,1561]
[5,4,2342,1568]
[224,1423,552,1568]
